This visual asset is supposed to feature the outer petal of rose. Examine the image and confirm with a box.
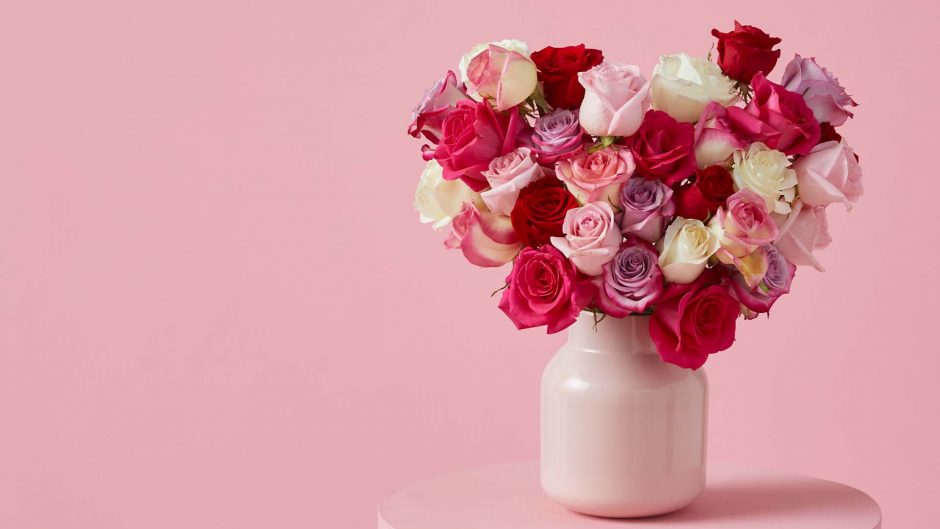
[734,247,769,288]
[454,223,520,267]
[774,202,826,271]
[545,281,594,334]
[608,82,651,137]
[591,277,633,318]
[694,128,743,168]
[577,86,616,137]
[479,165,544,216]
[445,204,520,267]
[661,261,706,284]
[495,52,538,111]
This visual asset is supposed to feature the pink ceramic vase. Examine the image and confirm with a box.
[540,312,708,518]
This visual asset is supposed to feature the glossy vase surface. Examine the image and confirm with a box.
[540,312,708,518]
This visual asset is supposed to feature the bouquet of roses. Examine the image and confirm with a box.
[408,23,861,369]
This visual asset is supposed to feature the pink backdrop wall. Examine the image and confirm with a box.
[1,0,937,527]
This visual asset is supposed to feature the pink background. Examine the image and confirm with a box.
[0,0,937,527]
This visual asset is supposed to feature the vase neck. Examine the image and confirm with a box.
[567,312,655,354]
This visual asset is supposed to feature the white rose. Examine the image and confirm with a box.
[732,142,797,215]
[658,217,721,284]
[651,53,738,123]
[458,39,529,87]
[414,160,479,229]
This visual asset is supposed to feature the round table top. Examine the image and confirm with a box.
[378,462,881,529]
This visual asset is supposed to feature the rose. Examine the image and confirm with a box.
[725,73,821,156]
[550,202,622,276]
[732,142,797,215]
[479,148,545,215]
[649,269,739,369]
[773,200,831,271]
[693,102,745,169]
[465,44,538,111]
[731,244,795,317]
[434,99,525,191]
[650,53,738,123]
[710,189,779,287]
[577,63,651,137]
[593,237,664,317]
[530,44,604,109]
[625,110,696,186]
[619,177,675,242]
[555,146,635,205]
[408,70,472,146]
[497,245,594,334]
[658,217,721,284]
[444,202,521,267]
[414,160,480,229]
[818,122,842,145]
[710,21,782,84]
[458,39,529,86]
[673,165,735,221]
[793,139,863,210]
[510,177,581,247]
[529,109,589,164]
[782,54,857,127]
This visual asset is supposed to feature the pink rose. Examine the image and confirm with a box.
[466,44,538,111]
[555,147,635,205]
[693,102,745,169]
[619,177,675,242]
[649,269,739,370]
[577,63,651,137]
[530,109,589,164]
[408,70,472,146]
[434,99,525,191]
[793,139,863,210]
[550,202,622,276]
[497,245,594,333]
[773,200,832,271]
[730,244,795,318]
[725,73,821,156]
[479,147,545,215]
[711,189,779,261]
[782,54,857,127]
[444,202,521,267]
[593,236,664,317]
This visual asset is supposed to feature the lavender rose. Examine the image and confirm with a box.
[594,236,664,317]
[782,54,857,127]
[530,109,588,164]
[731,244,795,317]
[619,177,675,242]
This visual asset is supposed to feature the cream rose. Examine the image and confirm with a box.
[651,53,738,123]
[658,217,721,284]
[732,142,797,215]
[414,160,480,229]
[458,39,529,86]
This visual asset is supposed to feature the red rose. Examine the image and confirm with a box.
[673,165,735,220]
[530,44,604,109]
[625,110,696,186]
[725,73,821,156]
[649,269,739,370]
[510,177,580,247]
[711,21,782,84]
[434,99,525,191]
[817,121,842,144]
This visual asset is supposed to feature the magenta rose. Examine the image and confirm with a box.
[408,70,471,145]
[498,245,594,333]
[434,99,525,191]
[530,109,589,164]
[619,176,675,242]
[731,244,795,318]
[725,73,821,156]
[593,236,664,317]
[649,269,739,369]
[625,110,696,186]
[782,54,857,127]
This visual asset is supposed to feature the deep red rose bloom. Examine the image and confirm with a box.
[625,110,696,186]
[510,177,580,247]
[725,73,821,156]
[649,269,740,370]
[711,21,782,84]
[673,165,735,220]
[530,44,604,109]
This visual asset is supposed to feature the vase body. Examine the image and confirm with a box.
[540,313,708,518]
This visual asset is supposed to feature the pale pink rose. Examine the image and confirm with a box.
[466,44,538,111]
[408,70,472,145]
[444,202,521,267]
[577,63,651,137]
[773,200,832,271]
[479,148,545,215]
[550,202,622,276]
[555,147,635,205]
[794,139,863,210]
[711,189,779,261]
[694,101,745,169]
[782,54,857,127]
